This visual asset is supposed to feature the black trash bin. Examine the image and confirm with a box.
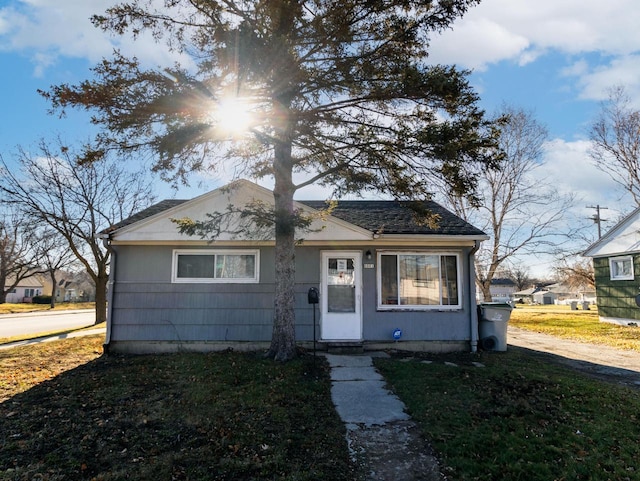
[478,302,513,351]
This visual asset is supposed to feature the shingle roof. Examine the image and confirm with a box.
[107,197,485,238]
[300,200,486,236]
[104,199,188,233]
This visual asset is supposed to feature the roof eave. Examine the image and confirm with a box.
[375,233,489,242]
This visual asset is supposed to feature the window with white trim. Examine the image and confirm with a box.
[609,256,634,281]
[172,249,259,283]
[378,251,461,309]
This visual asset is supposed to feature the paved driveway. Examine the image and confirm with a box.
[508,326,640,388]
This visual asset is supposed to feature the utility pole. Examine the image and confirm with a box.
[587,205,608,238]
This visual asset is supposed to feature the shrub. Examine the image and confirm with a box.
[31,295,52,305]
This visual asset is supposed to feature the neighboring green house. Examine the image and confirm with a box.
[583,207,640,326]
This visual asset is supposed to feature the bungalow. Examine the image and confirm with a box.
[4,276,44,303]
[101,180,489,353]
[512,286,552,305]
[583,206,640,326]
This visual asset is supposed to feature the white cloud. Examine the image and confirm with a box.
[570,55,640,104]
[0,1,114,60]
[428,17,530,71]
[0,0,189,75]
[538,138,630,219]
[429,0,640,69]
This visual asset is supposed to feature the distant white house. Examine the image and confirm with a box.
[512,286,550,305]
[5,276,44,303]
[39,271,96,303]
[513,283,595,305]
[488,278,518,302]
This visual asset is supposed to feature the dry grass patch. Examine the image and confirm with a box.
[0,303,95,315]
[0,335,104,402]
[510,305,640,351]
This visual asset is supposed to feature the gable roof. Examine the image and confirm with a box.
[583,206,640,258]
[105,179,487,243]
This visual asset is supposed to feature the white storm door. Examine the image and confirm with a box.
[321,251,362,340]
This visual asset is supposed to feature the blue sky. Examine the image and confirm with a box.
[1,0,640,275]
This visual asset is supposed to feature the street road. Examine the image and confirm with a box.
[0,310,96,338]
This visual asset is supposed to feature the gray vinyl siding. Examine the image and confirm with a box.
[110,245,319,343]
[109,244,475,344]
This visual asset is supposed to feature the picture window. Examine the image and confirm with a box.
[378,251,460,309]
[172,249,259,283]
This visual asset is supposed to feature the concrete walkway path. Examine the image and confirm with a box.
[508,326,640,387]
[325,353,442,481]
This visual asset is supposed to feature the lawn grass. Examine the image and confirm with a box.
[376,350,640,481]
[4,305,640,480]
[0,337,356,481]
[510,304,640,351]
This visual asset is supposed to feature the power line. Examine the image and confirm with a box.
[587,205,608,238]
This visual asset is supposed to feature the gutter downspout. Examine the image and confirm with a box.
[468,240,481,353]
[100,234,114,353]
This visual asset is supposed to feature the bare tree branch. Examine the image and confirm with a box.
[437,104,576,301]
[0,139,155,322]
[588,85,640,206]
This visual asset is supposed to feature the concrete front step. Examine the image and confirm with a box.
[321,341,365,354]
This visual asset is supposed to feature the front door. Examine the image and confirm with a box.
[321,251,362,340]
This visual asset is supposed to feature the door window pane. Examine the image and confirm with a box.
[327,257,355,312]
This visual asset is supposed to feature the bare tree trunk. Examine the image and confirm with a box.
[49,271,57,308]
[480,280,492,302]
[94,273,108,325]
[0,271,6,304]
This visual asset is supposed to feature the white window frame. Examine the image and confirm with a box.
[172,249,260,283]
[609,255,634,281]
[376,251,462,310]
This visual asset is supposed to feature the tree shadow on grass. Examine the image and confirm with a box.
[1,351,356,481]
